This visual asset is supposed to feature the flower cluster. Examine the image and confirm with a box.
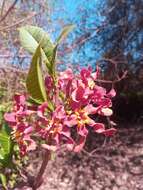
[4,67,116,156]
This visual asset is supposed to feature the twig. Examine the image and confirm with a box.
[0,54,29,58]
[0,0,6,17]
[98,58,128,66]
[0,0,19,23]
[32,149,51,190]
[95,70,128,84]
[0,66,27,74]
[0,12,37,31]
[82,137,107,158]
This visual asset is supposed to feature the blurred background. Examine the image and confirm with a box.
[0,0,143,189]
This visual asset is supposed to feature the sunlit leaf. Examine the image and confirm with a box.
[19,25,54,70]
[56,24,75,44]
[26,45,47,103]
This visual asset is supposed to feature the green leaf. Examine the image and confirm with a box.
[0,150,4,160]
[0,132,12,165]
[26,45,47,103]
[19,25,54,68]
[0,173,7,189]
[56,24,75,45]
[0,134,11,155]
[0,123,13,167]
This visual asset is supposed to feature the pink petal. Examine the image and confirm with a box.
[4,113,16,125]
[59,69,73,80]
[77,125,88,136]
[99,108,113,116]
[91,65,100,80]
[54,133,60,145]
[66,143,74,151]
[107,88,116,98]
[94,85,106,96]
[74,135,86,152]
[65,80,72,97]
[71,86,85,102]
[60,131,75,151]
[103,128,117,136]
[64,115,77,127]
[84,104,99,114]
[80,67,92,85]
[45,76,53,90]
[98,98,112,107]
[80,67,91,79]
[14,94,26,105]
[53,106,65,120]
[23,136,36,151]
[41,144,57,151]
[110,120,117,126]
[24,126,33,134]
[37,102,48,118]
[93,123,105,133]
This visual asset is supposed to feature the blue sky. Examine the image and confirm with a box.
[48,0,106,70]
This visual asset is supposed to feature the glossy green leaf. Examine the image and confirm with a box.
[26,45,47,103]
[19,25,54,59]
[19,25,54,72]
[56,24,75,44]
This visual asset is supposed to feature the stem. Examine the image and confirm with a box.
[32,149,51,190]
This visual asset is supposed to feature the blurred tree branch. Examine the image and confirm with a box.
[0,0,19,23]
[0,0,6,17]
[0,12,37,31]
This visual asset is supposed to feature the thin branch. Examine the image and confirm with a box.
[95,70,128,84]
[82,137,107,158]
[98,58,128,65]
[0,54,29,58]
[0,12,37,31]
[0,65,27,74]
[0,0,6,17]
[0,0,19,23]
[32,150,51,190]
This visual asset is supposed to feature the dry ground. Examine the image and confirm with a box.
[18,123,143,190]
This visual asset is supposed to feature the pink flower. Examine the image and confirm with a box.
[4,66,117,155]
[4,113,17,125]
[4,95,36,156]
[45,76,54,94]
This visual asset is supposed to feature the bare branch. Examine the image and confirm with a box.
[95,70,128,84]
[0,0,6,17]
[0,12,37,31]
[0,65,27,74]
[0,0,19,23]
